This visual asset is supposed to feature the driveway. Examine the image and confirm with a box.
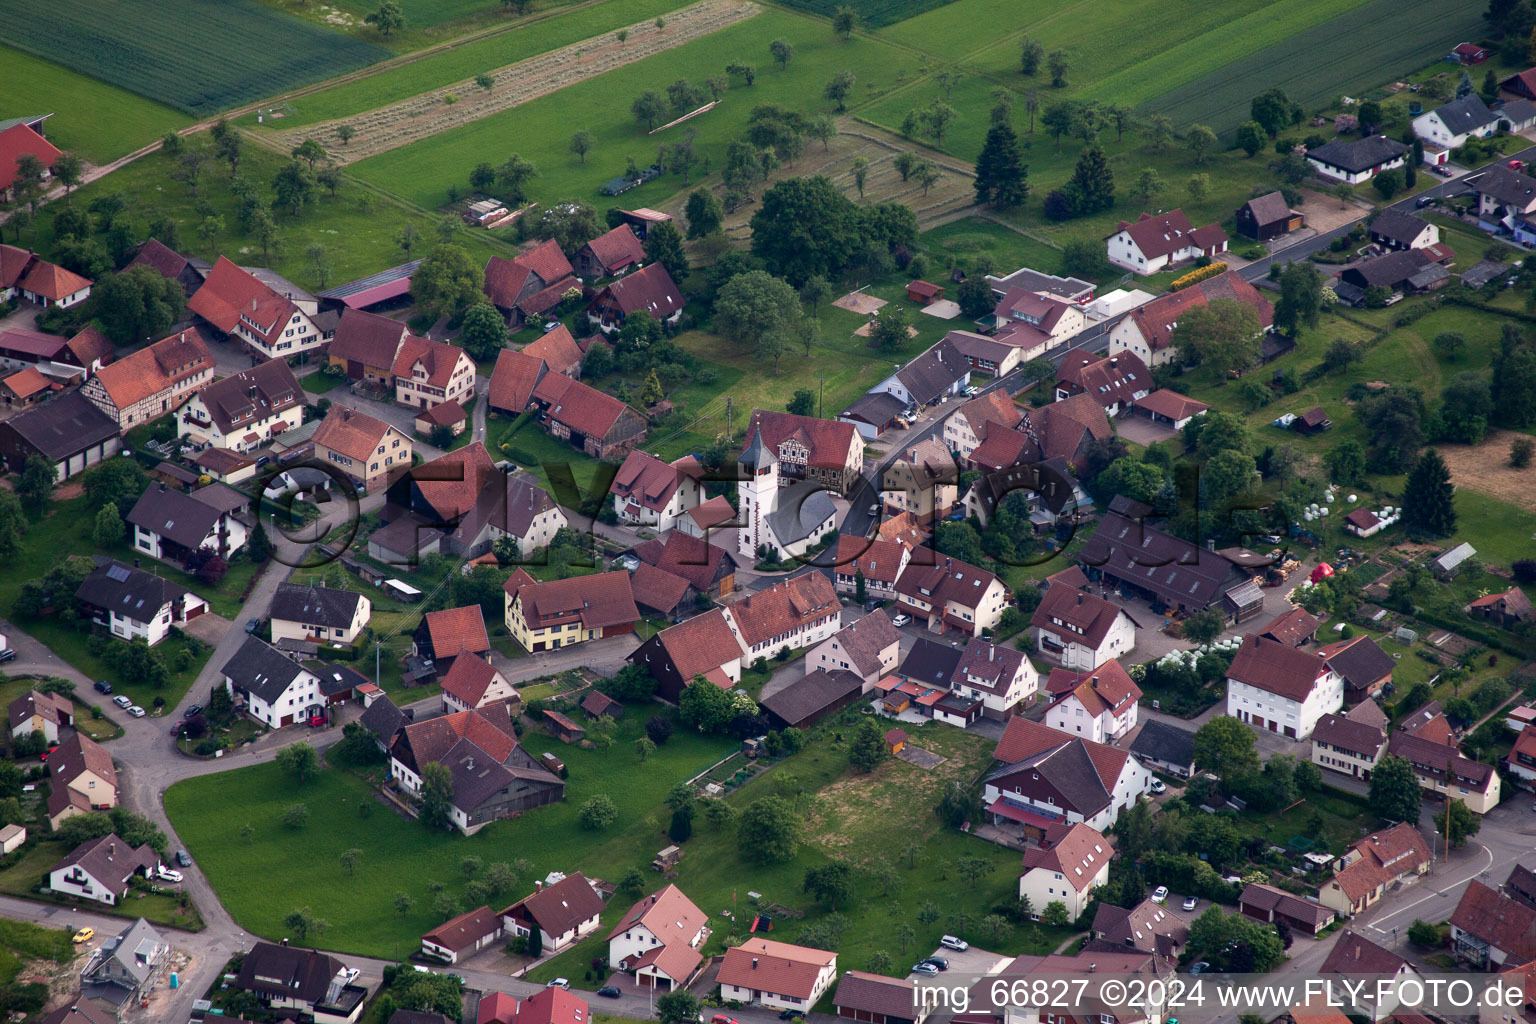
[181,611,232,646]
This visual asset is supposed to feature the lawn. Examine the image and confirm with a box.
[0,917,75,988]
[920,217,1083,282]
[300,371,348,395]
[347,7,923,211]
[1446,489,1536,571]
[0,675,122,746]
[0,0,391,116]
[23,137,515,296]
[0,841,204,932]
[1222,784,1381,858]
[242,0,694,130]
[487,411,607,496]
[0,46,191,165]
[1139,0,1485,134]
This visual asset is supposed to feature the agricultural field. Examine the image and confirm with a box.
[777,0,955,29]
[346,7,925,210]
[241,0,689,130]
[271,0,760,165]
[0,0,391,116]
[1140,0,1484,134]
[0,46,190,165]
[25,137,514,294]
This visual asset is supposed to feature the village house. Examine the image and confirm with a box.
[1412,93,1500,150]
[942,331,1024,379]
[1387,730,1501,813]
[326,307,408,385]
[1318,822,1433,917]
[421,906,503,964]
[0,121,59,201]
[189,258,327,360]
[487,349,549,417]
[127,482,249,568]
[1089,898,1189,958]
[1239,883,1336,937]
[1318,634,1396,703]
[1031,583,1140,670]
[1260,607,1322,646]
[867,339,971,413]
[936,390,1026,464]
[1369,208,1441,251]
[628,608,749,702]
[1128,719,1197,778]
[837,390,909,440]
[1319,931,1418,1021]
[74,560,207,648]
[414,605,492,677]
[1226,633,1344,740]
[231,942,366,1024]
[270,583,371,647]
[893,554,1010,637]
[1466,587,1534,628]
[17,259,92,309]
[0,366,50,406]
[529,373,648,460]
[1234,191,1304,241]
[735,428,837,562]
[48,835,157,906]
[722,572,841,660]
[1107,271,1274,368]
[58,326,115,378]
[807,611,902,688]
[831,535,910,603]
[1055,352,1152,417]
[952,638,1038,719]
[879,438,958,525]
[313,406,412,493]
[611,449,704,532]
[986,265,1096,307]
[1473,164,1536,233]
[414,400,466,441]
[1311,699,1389,780]
[1334,247,1453,306]
[1305,136,1410,184]
[885,639,976,726]
[501,873,606,952]
[393,335,476,411]
[629,562,696,621]
[126,237,208,297]
[989,289,1087,355]
[522,325,585,379]
[1043,661,1142,743]
[984,717,1153,835]
[834,970,929,1024]
[607,884,710,991]
[80,328,213,432]
[178,359,304,453]
[1104,210,1228,275]
[1018,821,1111,921]
[587,263,684,332]
[505,570,638,653]
[439,656,520,715]
[1451,881,1536,968]
[717,937,837,1012]
[1132,389,1209,432]
[574,224,646,279]
[0,392,120,481]
[741,410,864,495]
[46,734,118,828]
[222,635,326,727]
[8,689,73,744]
[483,240,580,325]
[631,532,738,597]
[80,918,170,1013]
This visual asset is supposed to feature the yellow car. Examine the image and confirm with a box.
[72,927,94,944]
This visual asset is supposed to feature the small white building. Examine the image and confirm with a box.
[611,449,703,533]
[951,638,1038,719]
[1305,136,1410,185]
[1226,633,1343,740]
[500,873,606,952]
[177,359,305,453]
[1044,662,1143,744]
[48,834,157,906]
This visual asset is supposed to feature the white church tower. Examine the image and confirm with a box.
[738,428,780,560]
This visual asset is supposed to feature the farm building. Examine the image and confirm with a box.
[1235,192,1303,241]
[587,263,683,333]
[317,259,423,312]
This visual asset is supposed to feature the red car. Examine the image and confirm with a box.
[1512,159,1526,171]
[308,714,327,728]
[712,1016,740,1024]
[39,745,59,762]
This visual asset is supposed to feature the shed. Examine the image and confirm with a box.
[1295,407,1331,433]
[907,281,944,305]
[653,845,682,871]
[579,690,622,720]
[543,709,586,743]
[1433,542,1477,577]
[884,728,907,754]
[0,823,25,854]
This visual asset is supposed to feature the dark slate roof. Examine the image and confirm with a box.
[51,834,157,891]
[74,560,192,622]
[985,736,1113,818]
[1428,93,1498,135]
[235,941,347,1004]
[2,391,118,460]
[1307,136,1409,175]
[1128,719,1196,769]
[840,391,907,425]
[359,694,407,747]
[1077,511,1248,611]
[1322,635,1395,691]
[893,339,969,406]
[1461,259,1508,288]
[759,668,864,728]
[1473,164,1536,206]
[220,635,312,705]
[901,637,963,688]
[1369,208,1432,246]
[270,583,365,629]
[764,479,836,545]
[126,483,237,550]
[1339,249,1436,289]
[1239,191,1293,227]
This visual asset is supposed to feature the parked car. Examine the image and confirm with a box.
[940,935,968,951]
[1416,196,1437,208]
[94,680,113,695]
[170,722,185,737]
[72,928,94,945]
[713,1015,741,1024]
[547,979,570,990]
[1150,779,1167,794]
[112,695,133,709]
[184,704,203,719]
[868,504,880,515]
[1182,897,1198,911]
[0,649,15,664]
[911,962,940,976]
[1151,886,1169,904]
[308,714,327,728]
[255,456,272,468]
[778,1011,805,1021]
[596,987,621,999]
[39,745,58,762]
[891,613,912,627]
[922,956,949,971]
[128,706,146,718]
[245,619,262,635]
[1432,164,1454,177]
[157,866,183,883]
[176,850,192,867]
[964,385,980,396]
[1188,962,1211,975]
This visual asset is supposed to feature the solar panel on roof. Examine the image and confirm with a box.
[106,564,132,583]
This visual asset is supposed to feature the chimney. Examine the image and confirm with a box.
[1110,357,1118,367]
[1081,358,1089,367]
[109,841,115,856]
[752,958,759,969]
[1076,593,1083,605]
[989,646,994,662]
[466,756,474,771]
[251,298,257,312]
[1091,676,1098,689]
[1088,963,1096,973]
[535,880,543,891]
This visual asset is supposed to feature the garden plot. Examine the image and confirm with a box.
[274,0,759,165]
[1437,431,1536,514]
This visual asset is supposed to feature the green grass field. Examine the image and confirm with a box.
[346,7,920,210]
[0,918,74,987]
[920,217,1081,280]
[242,0,692,130]
[777,0,954,29]
[1141,0,1485,133]
[25,137,514,294]
[0,0,390,116]
[0,46,190,165]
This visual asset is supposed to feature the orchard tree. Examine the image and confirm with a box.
[367,0,405,35]
[1193,717,1260,782]
[1188,124,1217,165]
[1020,37,1043,75]
[1234,120,1267,156]
[1172,297,1262,376]
[770,38,794,70]
[419,762,456,829]
[569,130,593,164]
[833,5,858,39]
[824,70,856,112]
[497,154,539,204]
[291,138,327,169]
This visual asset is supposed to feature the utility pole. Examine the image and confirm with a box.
[818,373,825,419]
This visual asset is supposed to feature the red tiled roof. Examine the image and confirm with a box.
[127,238,191,282]
[313,406,398,464]
[1057,351,1152,411]
[393,335,471,390]
[656,608,746,680]
[506,570,639,632]
[1020,822,1109,892]
[1227,633,1328,702]
[992,717,1130,791]
[439,655,510,709]
[188,257,294,342]
[717,937,835,1001]
[329,307,407,369]
[0,244,34,290]
[412,444,497,521]
[687,495,736,530]
[1135,389,1208,421]
[1110,209,1220,260]
[834,535,908,585]
[725,572,839,648]
[500,872,605,939]
[537,375,634,440]
[0,123,60,192]
[582,225,645,275]
[630,562,693,615]
[1031,584,1137,650]
[1450,881,1536,958]
[1319,930,1410,976]
[1330,822,1432,903]
[744,410,860,472]
[19,259,91,301]
[89,329,212,410]
[488,349,548,413]
[1259,607,1320,646]
[423,606,491,660]
[1125,271,1274,352]
[894,553,1003,614]
[2,366,50,400]
[424,905,502,954]
[592,262,683,320]
[484,240,576,309]
[613,449,691,512]
[954,390,1023,438]
[417,400,467,427]
[64,326,115,370]
[514,984,591,1024]
[1047,660,1142,718]
[520,325,583,376]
